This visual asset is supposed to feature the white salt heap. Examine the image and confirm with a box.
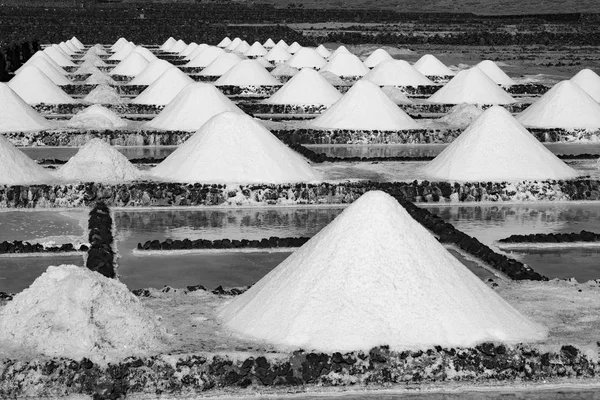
[265,44,292,64]
[180,43,199,57]
[0,132,54,184]
[319,71,348,86]
[226,38,243,51]
[233,40,251,55]
[55,138,141,182]
[255,57,273,69]
[414,54,455,76]
[287,48,327,69]
[43,46,76,67]
[145,83,244,131]
[424,106,578,182]
[570,68,600,102]
[74,60,105,76]
[19,52,66,73]
[328,45,351,59]
[110,52,150,76]
[438,103,483,128]
[276,39,289,49]
[217,37,232,48]
[0,83,53,132]
[185,44,209,60]
[8,66,78,105]
[152,111,320,184]
[244,42,268,57]
[84,72,117,86]
[0,264,164,364]
[132,68,194,105]
[220,190,547,352]
[428,67,515,105]
[271,63,299,78]
[84,84,123,104]
[517,80,600,129]
[315,44,331,58]
[169,40,187,53]
[363,48,393,68]
[263,68,341,106]
[67,105,128,130]
[380,86,413,104]
[263,38,276,48]
[185,46,225,67]
[215,60,281,86]
[109,41,135,61]
[363,59,433,87]
[161,37,176,51]
[128,59,173,85]
[132,46,158,62]
[199,53,243,77]
[81,52,107,66]
[287,42,302,54]
[476,60,516,86]
[17,57,71,85]
[321,53,369,77]
[308,80,420,131]
[110,37,129,52]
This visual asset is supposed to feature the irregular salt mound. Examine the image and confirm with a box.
[570,68,600,102]
[146,83,243,131]
[321,53,369,77]
[0,132,54,184]
[199,53,242,77]
[414,54,455,77]
[381,86,413,104]
[424,106,578,182]
[255,57,273,69]
[220,190,547,352]
[264,68,342,106]
[84,84,123,104]
[363,48,393,68]
[287,48,327,70]
[132,68,194,105]
[0,264,164,364]
[8,66,78,105]
[271,63,299,78]
[186,46,226,68]
[428,67,515,105]
[363,59,433,87]
[215,60,281,86]
[476,60,516,86]
[56,138,141,182]
[152,111,321,184]
[438,103,483,128]
[84,72,117,86]
[517,80,600,129]
[67,105,128,130]
[315,44,331,58]
[308,80,420,130]
[128,59,173,85]
[319,71,348,86]
[110,52,150,76]
[81,52,107,66]
[0,83,53,132]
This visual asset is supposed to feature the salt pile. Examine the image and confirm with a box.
[110,37,129,52]
[266,44,292,64]
[226,38,243,51]
[56,139,141,182]
[0,83,52,132]
[71,37,84,49]
[570,68,600,102]
[17,57,71,85]
[233,40,251,54]
[180,42,199,57]
[152,111,320,184]
[315,44,331,58]
[110,52,150,76]
[263,38,276,48]
[217,37,232,48]
[363,59,433,87]
[58,42,75,55]
[263,68,342,106]
[67,105,128,130]
[414,54,455,76]
[199,53,243,77]
[109,41,135,61]
[424,106,578,182]
[214,60,281,86]
[428,67,515,105]
[145,82,243,131]
[0,132,54,184]
[363,48,393,68]
[84,71,117,86]
[43,46,76,67]
[0,265,164,364]
[160,37,177,51]
[132,68,194,105]
[517,80,600,129]
[319,70,348,86]
[83,84,123,104]
[186,46,226,68]
[381,86,413,104]
[87,44,108,56]
[128,59,173,85]
[276,39,289,49]
[321,53,369,77]
[8,66,78,104]
[287,48,327,69]
[438,103,483,128]
[287,41,302,54]
[169,40,187,53]
[308,80,420,130]
[329,45,351,59]
[133,46,158,62]
[74,60,106,76]
[81,52,107,66]
[255,57,273,69]
[271,63,299,78]
[19,52,66,73]
[476,60,516,86]
[220,190,547,352]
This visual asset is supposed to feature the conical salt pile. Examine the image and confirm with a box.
[226,38,243,51]
[71,37,84,49]
[320,70,348,86]
[245,41,268,57]
[199,53,242,77]
[56,138,141,182]
[476,60,516,86]
[263,68,342,106]
[414,54,455,77]
[132,46,157,62]
[328,45,351,59]
[74,60,106,76]
[132,68,194,105]
[84,84,123,104]
[220,190,547,352]
[110,38,129,52]
[0,132,54,184]
[363,48,393,68]
[0,264,164,364]
[89,44,108,56]
[276,40,289,49]
[185,46,226,68]
[67,105,128,130]
[263,38,276,48]
[233,40,251,54]
[169,40,187,53]
[424,106,578,182]
[110,52,150,76]
[315,44,331,58]
[109,42,135,61]
[217,37,232,48]
[321,53,369,77]
[0,83,53,132]
[428,67,515,105]
[287,48,327,69]
[517,80,600,129]
[145,83,244,131]
[215,60,281,86]
[363,59,433,87]
[255,57,273,69]
[161,37,176,51]
[180,43,199,57]
[308,80,420,130]
[17,57,71,85]
[8,66,78,105]
[58,42,75,56]
[287,42,302,54]
[128,59,173,85]
[152,112,320,184]
[19,52,66,74]
[81,52,107,66]
[185,43,209,60]
[43,46,76,67]
[438,103,483,128]
[381,86,413,104]
[571,68,600,102]
[84,72,117,86]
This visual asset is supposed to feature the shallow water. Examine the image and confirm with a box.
[0,256,84,293]
[0,210,86,242]
[20,146,177,161]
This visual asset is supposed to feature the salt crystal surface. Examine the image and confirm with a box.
[111,37,129,52]
[128,59,173,85]
[476,60,516,85]
[67,104,128,130]
[287,48,327,69]
[215,60,281,86]
[186,46,226,68]
[132,46,158,62]
[570,68,600,102]
[414,54,455,76]
[0,130,54,184]
[0,83,53,132]
[438,103,483,128]
[363,59,433,86]
[270,63,299,78]
[199,53,243,77]
[84,84,122,104]
[74,60,106,76]
[321,53,369,77]
[132,68,194,105]
[363,48,393,68]
[180,43,199,57]
[428,67,515,105]
[184,43,209,60]
[110,52,150,76]
[263,68,342,106]
[255,57,273,69]
[8,66,78,105]
[319,70,348,86]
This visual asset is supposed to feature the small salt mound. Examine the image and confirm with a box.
[199,53,243,77]
[19,52,66,74]
[363,48,393,68]
[255,57,273,69]
[363,59,433,87]
[110,52,150,76]
[217,37,232,48]
[17,57,71,85]
[517,80,600,129]
[0,265,163,364]
[185,44,209,60]
[128,59,173,85]
[108,42,135,61]
[56,138,141,182]
[315,44,331,58]
[185,46,226,68]
[287,48,327,69]
[180,42,199,57]
[146,82,243,131]
[215,60,281,87]
[271,63,299,78]
[263,38,276,48]
[328,45,351,59]
[287,42,302,54]
[169,40,187,53]
[233,40,251,54]
[0,83,53,132]
[58,42,75,56]
[414,54,455,76]
[319,70,348,86]
[84,72,117,86]
[75,61,106,76]
[152,111,321,184]
[438,103,483,128]
[380,86,413,104]
[428,67,515,105]
[133,46,158,62]
[571,68,600,102]
[88,44,108,56]
[476,60,516,86]
[111,37,129,52]
[226,38,243,51]
[308,80,420,131]
[276,39,289,49]
[43,46,76,67]
[424,106,578,182]
[67,105,128,130]
[220,190,547,352]
[161,37,177,51]
[263,68,342,106]
[71,37,85,49]
[8,66,78,105]
[81,52,107,66]
[84,84,122,104]
[245,41,268,57]
[321,53,369,77]
[132,68,194,105]
[0,132,54,184]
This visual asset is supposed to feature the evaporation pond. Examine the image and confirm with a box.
[0,210,87,243]
[0,256,84,293]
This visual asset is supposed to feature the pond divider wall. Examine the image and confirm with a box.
[85,201,116,279]
[498,230,600,244]
[0,241,87,255]
[137,236,310,251]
